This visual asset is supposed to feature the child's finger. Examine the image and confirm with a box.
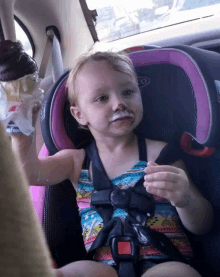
[148,161,158,166]
[32,102,42,127]
[144,179,174,191]
[145,184,169,200]
[32,101,42,113]
[144,161,158,173]
[144,164,180,175]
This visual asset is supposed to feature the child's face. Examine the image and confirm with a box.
[70,60,143,138]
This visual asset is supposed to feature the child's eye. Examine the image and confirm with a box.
[96,95,108,102]
[123,89,135,96]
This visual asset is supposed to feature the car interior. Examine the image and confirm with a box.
[1,0,220,276]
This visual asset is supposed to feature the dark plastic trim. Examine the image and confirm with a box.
[79,0,99,42]
[46,25,61,42]
[0,20,5,41]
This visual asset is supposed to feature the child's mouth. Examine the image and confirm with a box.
[110,112,134,123]
[112,116,133,122]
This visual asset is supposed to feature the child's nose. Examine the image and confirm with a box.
[112,96,127,111]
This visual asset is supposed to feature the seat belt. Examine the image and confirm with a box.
[38,26,63,82]
[84,131,189,277]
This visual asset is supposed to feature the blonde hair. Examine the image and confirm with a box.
[66,51,137,130]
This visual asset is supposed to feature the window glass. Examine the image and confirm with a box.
[15,20,33,57]
[86,0,220,42]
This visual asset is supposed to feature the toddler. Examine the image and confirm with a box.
[10,51,213,277]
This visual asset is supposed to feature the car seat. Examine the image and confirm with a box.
[30,45,220,277]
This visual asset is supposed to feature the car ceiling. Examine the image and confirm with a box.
[13,0,94,71]
[2,0,220,73]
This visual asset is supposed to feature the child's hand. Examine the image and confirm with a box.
[144,161,190,208]
[32,101,41,128]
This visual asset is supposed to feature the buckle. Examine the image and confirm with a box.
[110,187,131,209]
[90,189,112,209]
[110,236,139,265]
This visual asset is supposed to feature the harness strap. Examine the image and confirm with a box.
[155,132,185,165]
[131,221,189,263]
[39,26,63,82]
[84,131,187,276]
[85,216,189,263]
[118,261,136,277]
[86,131,146,191]
[85,217,123,260]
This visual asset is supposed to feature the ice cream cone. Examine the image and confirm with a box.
[0,40,44,135]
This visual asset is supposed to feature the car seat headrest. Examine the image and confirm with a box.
[40,45,220,155]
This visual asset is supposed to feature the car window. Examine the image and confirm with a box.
[0,18,33,57]
[15,19,33,57]
[86,0,220,42]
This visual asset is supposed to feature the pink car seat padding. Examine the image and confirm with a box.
[29,144,49,221]
[130,49,211,143]
[51,80,74,150]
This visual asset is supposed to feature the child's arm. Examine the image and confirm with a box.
[9,103,78,187]
[37,149,80,186]
[10,132,77,186]
[144,160,214,235]
[171,160,213,235]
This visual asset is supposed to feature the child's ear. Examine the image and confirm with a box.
[70,106,88,126]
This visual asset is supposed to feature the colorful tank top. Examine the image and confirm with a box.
[76,158,193,266]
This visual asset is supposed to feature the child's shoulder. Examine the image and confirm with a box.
[145,138,168,162]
